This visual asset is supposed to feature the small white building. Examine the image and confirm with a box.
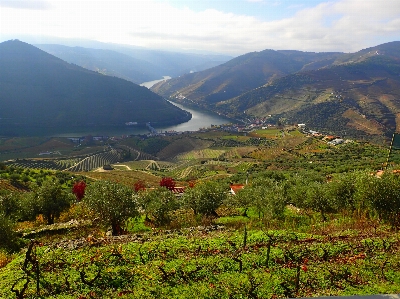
[328,138,344,146]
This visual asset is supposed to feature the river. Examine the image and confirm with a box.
[53,77,231,137]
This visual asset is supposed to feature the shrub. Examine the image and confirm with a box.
[33,179,74,224]
[138,187,180,227]
[0,213,22,252]
[84,181,139,235]
[72,180,86,201]
[183,181,228,217]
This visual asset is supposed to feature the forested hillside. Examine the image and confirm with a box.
[0,40,191,136]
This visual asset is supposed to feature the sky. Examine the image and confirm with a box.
[0,0,399,56]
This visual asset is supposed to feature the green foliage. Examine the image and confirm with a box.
[0,213,23,252]
[303,181,337,221]
[234,178,287,221]
[138,187,180,226]
[328,171,366,212]
[16,192,41,221]
[0,192,20,219]
[84,181,139,235]
[2,229,400,298]
[183,181,228,216]
[32,179,74,225]
[355,172,400,227]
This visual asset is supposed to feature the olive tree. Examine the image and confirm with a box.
[355,172,400,227]
[303,182,337,221]
[33,179,73,225]
[0,213,22,252]
[138,187,180,227]
[84,181,139,235]
[0,191,20,219]
[183,181,228,217]
[233,178,286,220]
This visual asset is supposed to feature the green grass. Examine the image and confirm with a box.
[125,216,152,233]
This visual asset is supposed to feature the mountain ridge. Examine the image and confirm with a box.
[36,43,232,84]
[0,40,191,136]
[151,41,400,139]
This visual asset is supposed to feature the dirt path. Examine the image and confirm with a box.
[113,164,132,170]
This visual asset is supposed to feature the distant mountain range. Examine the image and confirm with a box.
[35,44,232,84]
[152,41,400,139]
[0,40,191,136]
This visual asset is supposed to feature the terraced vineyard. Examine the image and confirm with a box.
[123,160,154,170]
[5,159,65,171]
[66,149,124,172]
[175,149,226,161]
[82,169,161,188]
[117,145,157,161]
[55,158,82,169]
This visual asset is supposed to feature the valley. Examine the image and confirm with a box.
[1,39,400,298]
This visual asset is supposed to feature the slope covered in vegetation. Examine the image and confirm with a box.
[0,40,191,136]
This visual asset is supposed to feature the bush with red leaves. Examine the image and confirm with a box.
[159,177,176,191]
[72,181,86,201]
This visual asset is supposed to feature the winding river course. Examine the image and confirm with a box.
[54,77,231,137]
[140,76,231,133]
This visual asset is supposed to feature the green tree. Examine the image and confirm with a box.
[9,173,20,185]
[138,187,180,226]
[0,191,20,219]
[355,172,400,227]
[17,191,41,221]
[34,179,73,225]
[303,182,337,221]
[0,213,23,252]
[328,171,364,213]
[84,181,139,235]
[183,181,228,217]
[234,178,286,220]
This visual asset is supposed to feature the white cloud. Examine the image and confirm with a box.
[0,0,51,10]
[0,0,399,55]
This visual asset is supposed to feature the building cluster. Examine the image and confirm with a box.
[297,124,352,146]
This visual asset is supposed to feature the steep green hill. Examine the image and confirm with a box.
[152,42,400,139]
[151,50,342,107]
[0,40,191,136]
[221,55,400,138]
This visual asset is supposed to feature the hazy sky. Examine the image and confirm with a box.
[0,0,399,55]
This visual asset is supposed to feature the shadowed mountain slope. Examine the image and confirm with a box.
[36,44,231,83]
[0,40,190,136]
[35,44,164,84]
